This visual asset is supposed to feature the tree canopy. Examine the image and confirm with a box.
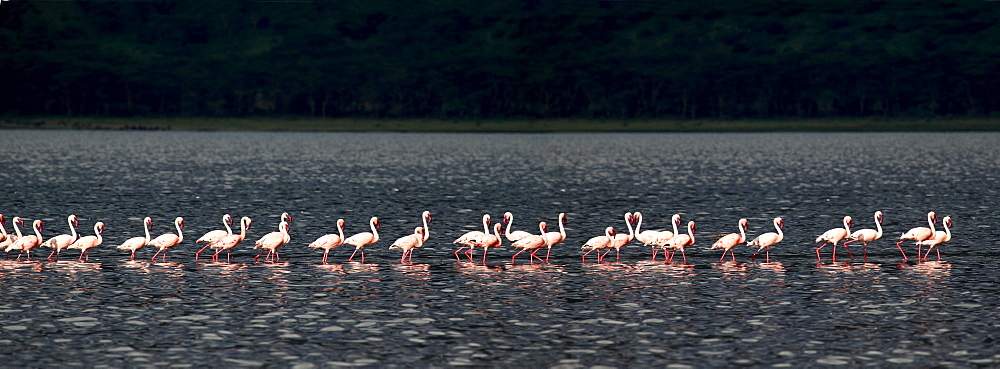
[1,0,997,119]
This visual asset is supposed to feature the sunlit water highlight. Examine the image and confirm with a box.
[0,130,997,367]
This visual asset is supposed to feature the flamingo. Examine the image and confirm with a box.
[117,217,153,260]
[748,217,784,262]
[149,217,185,262]
[711,218,749,262]
[0,215,13,251]
[254,221,291,262]
[390,211,432,263]
[343,217,380,263]
[43,214,79,261]
[633,212,676,260]
[844,211,883,261]
[918,216,952,262]
[471,223,504,264]
[541,212,568,262]
[815,216,854,263]
[211,216,252,262]
[4,216,27,258]
[390,227,425,263]
[896,211,937,262]
[604,212,636,263]
[662,221,696,263]
[454,214,490,260]
[308,218,345,264]
[510,222,549,264]
[68,222,105,262]
[9,218,43,261]
[503,212,532,242]
[650,214,683,261]
[581,227,615,263]
[195,214,234,258]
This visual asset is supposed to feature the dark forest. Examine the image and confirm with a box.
[1,0,997,119]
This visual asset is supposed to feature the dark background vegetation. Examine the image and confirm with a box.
[1,0,997,120]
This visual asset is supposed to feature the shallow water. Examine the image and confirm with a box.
[0,130,997,367]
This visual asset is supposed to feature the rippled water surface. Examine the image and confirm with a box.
[1,130,998,367]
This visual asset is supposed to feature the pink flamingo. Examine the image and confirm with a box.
[844,211,883,261]
[917,216,952,262]
[748,217,784,262]
[69,222,105,262]
[343,217,380,263]
[195,214,233,258]
[254,221,291,262]
[308,218,345,264]
[650,214,683,261]
[604,212,635,263]
[390,211,432,263]
[815,216,854,263]
[896,211,937,262]
[662,221,696,263]
[503,212,532,243]
[9,218,43,261]
[541,213,568,262]
[581,227,615,263]
[44,214,79,261]
[633,212,676,260]
[211,216,252,262]
[117,217,153,260]
[471,223,504,264]
[390,227,425,263]
[454,214,490,260]
[510,222,549,264]
[711,218,749,262]
[149,217,185,262]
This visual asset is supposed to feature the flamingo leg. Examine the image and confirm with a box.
[651,248,658,261]
[150,249,162,262]
[895,240,908,261]
[465,248,474,262]
[582,249,595,263]
[545,247,552,263]
[719,250,727,262]
[253,249,267,261]
[529,249,545,263]
[679,249,687,264]
[194,243,213,258]
[917,243,922,261]
[48,249,57,261]
[765,249,771,263]
[482,248,488,264]
[512,249,526,264]
[815,242,828,263]
[616,248,621,263]
[936,248,941,261]
[751,248,760,261]
[349,248,360,262]
[841,242,854,259]
[454,246,465,260]
[730,249,737,262]
[130,251,136,260]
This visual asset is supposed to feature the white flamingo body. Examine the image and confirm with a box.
[917,216,952,261]
[845,211,883,260]
[649,214,682,261]
[195,214,234,257]
[503,212,532,242]
[662,221,696,263]
[581,227,615,263]
[454,214,490,259]
[69,222,105,262]
[815,216,854,262]
[391,211,432,263]
[511,222,549,264]
[343,217,380,263]
[9,218,44,260]
[212,216,252,262]
[711,218,748,262]
[896,211,937,261]
[149,217,185,262]
[748,217,784,262]
[117,217,153,260]
[309,218,345,263]
[541,213,567,262]
[44,214,79,261]
[254,221,291,262]
[634,212,677,260]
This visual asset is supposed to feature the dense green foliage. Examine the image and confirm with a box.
[1,0,997,119]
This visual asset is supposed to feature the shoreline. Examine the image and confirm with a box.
[2,117,999,132]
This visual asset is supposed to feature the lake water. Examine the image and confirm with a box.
[0,130,997,367]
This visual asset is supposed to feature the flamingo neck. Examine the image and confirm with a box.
[687,223,695,243]
[0,221,7,239]
[421,213,430,243]
[927,213,936,234]
[493,224,503,246]
[482,215,490,234]
[370,219,380,242]
[69,217,78,241]
[843,217,852,234]
[671,216,680,236]
[738,221,747,243]
[505,214,514,238]
[623,214,635,240]
[337,220,345,241]
[943,220,952,242]
[13,220,23,238]
[539,223,550,247]
[874,213,883,238]
[175,220,184,243]
[633,213,643,234]
[239,219,249,239]
[33,222,42,239]
[143,219,152,243]
[94,224,103,244]
[774,219,784,240]
[558,214,566,238]
[224,216,233,235]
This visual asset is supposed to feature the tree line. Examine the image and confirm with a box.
[1,0,997,119]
